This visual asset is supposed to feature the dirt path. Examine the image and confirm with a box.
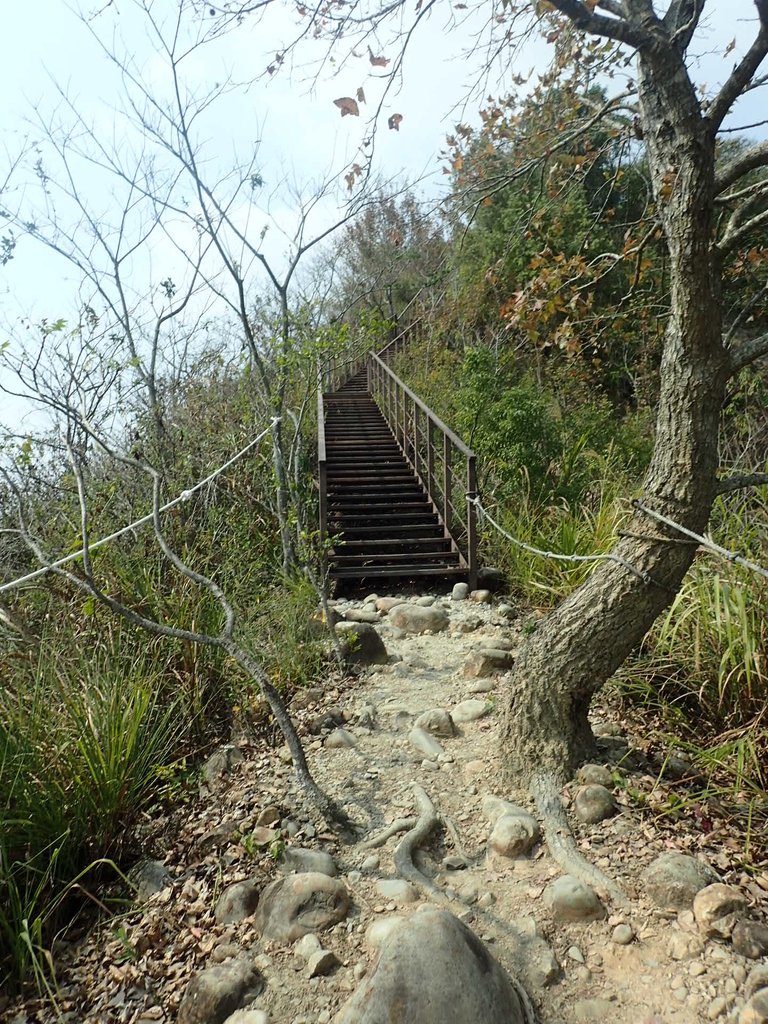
[7,588,767,1024]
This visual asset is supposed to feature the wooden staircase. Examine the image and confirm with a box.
[319,363,477,586]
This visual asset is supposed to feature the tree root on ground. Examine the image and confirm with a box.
[393,786,453,904]
[359,817,416,850]
[530,771,628,908]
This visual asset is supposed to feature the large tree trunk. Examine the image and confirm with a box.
[500,44,730,788]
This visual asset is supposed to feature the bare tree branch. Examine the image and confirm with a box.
[707,20,768,133]
[715,139,768,194]
[715,472,768,494]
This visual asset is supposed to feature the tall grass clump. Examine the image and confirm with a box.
[0,627,190,991]
[618,489,768,795]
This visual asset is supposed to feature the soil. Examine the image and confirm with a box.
[4,588,768,1024]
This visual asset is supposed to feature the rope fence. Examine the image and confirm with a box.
[0,418,278,595]
[468,494,768,585]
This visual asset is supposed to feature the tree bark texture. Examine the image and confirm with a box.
[501,33,730,786]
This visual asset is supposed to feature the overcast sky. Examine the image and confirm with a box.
[1,1,766,430]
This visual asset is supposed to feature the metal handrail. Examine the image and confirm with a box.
[366,351,477,587]
[317,385,327,550]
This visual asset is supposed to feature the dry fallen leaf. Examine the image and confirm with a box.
[368,46,390,67]
[334,97,360,117]
[357,86,366,104]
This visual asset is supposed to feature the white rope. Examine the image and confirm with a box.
[468,495,652,584]
[633,500,768,582]
[0,418,279,595]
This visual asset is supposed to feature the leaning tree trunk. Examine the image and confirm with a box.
[500,45,730,789]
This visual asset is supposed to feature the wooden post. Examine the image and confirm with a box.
[443,434,452,537]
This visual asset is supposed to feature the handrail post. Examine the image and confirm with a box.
[317,386,327,556]
[443,433,451,537]
[467,453,478,590]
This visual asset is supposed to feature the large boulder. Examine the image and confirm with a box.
[334,909,529,1024]
[641,853,719,911]
[387,603,449,635]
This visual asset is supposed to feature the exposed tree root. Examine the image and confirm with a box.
[393,786,452,904]
[360,817,416,850]
[530,771,628,908]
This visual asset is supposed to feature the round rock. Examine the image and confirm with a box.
[214,880,260,925]
[452,582,470,601]
[451,699,492,724]
[641,853,720,911]
[576,764,613,787]
[408,727,444,760]
[544,875,605,923]
[177,959,263,1024]
[279,847,338,877]
[414,708,457,738]
[573,784,616,824]
[463,649,514,679]
[334,621,389,665]
[488,813,540,859]
[387,603,449,635]
[733,920,768,959]
[255,873,349,941]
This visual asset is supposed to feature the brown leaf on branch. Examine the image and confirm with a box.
[368,46,390,67]
[724,38,736,57]
[334,97,360,117]
[388,113,403,131]
[357,87,366,104]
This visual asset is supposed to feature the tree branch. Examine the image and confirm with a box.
[707,21,768,133]
[547,0,647,48]
[715,472,768,495]
[728,331,768,373]
[715,140,768,194]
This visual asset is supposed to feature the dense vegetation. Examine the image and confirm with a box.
[2,6,768,997]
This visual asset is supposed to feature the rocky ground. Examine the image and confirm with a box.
[5,586,768,1024]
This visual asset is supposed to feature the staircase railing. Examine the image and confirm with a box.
[317,384,328,550]
[367,351,478,588]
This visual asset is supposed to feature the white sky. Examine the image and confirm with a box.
[1,0,766,431]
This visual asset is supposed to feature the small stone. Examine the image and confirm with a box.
[451,699,492,724]
[361,854,380,871]
[307,950,339,978]
[295,934,323,960]
[415,595,435,606]
[452,582,470,601]
[463,649,514,678]
[467,678,496,693]
[642,853,720,911]
[612,924,634,945]
[733,920,768,959]
[222,1012,270,1024]
[215,880,260,925]
[376,597,402,613]
[693,884,748,939]
[574,998,615,1023]
[568,945,585,963]
[573,784,616,824]
[210,943,241,964]
[544,875,605,923]
[408,727,444,760]
[741,991,768,1024]
[279,847,338,878]
[375,879,418,904]
[203,744,244,787]
[496,603,515,618]
[576,764,613,787]
[131,859,173,901]
[387,603,449,635]
[488,812,540,859]
[414,709,457,738]
[325,728,357,750]
[707,997,728,1020]
[526,939,560,989]
[469,589,492,604]
[746,965,768,998]
[344,608,381,624]
[255,806,281,826]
